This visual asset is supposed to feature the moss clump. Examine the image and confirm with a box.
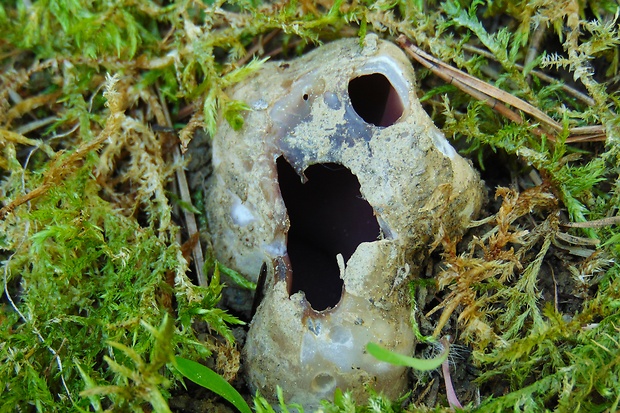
[0,79,241,411]
[1,0,620,411]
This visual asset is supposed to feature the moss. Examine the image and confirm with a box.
[1,0,619,411]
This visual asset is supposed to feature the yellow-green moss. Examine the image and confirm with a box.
[1,0,619,411]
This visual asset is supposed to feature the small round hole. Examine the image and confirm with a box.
[311,373,336,393]
[302,93,309,101]
[348,73,404,127]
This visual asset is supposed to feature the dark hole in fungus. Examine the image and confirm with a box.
[348,73,404,127]
[277,156,380,311]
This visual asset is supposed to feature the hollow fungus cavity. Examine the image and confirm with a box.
[277,157,380,311]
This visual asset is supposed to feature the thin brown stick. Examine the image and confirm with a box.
[15,116,58,135]
[265,38,305,58]
[555,231,600,246]
[549,264,559,313]
[397,36,561,130]
[564,133,607,143]
[236,29,280,67]
[524,26,546,70]
[155,87,207,287]
[0,129,55,157]
[5,91,63,127]
[561,216,620,228]
[397,36,606,143]
[462,43,596,107]
[0,112,123,219]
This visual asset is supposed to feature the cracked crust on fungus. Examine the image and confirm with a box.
[204,34,484,408]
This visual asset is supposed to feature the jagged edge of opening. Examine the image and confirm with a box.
[276,156,380,311]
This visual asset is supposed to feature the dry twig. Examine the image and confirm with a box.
[396,36,606,143]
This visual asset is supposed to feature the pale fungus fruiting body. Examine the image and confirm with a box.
[205,34,484,407]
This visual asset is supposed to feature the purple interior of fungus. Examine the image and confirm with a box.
[277,156,380,311]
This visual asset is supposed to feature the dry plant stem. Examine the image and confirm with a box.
[0,59,57,118]
[155,87,206,287]
[524,26,546,72]
[0,129,55,157]
[550,265,559,312]
[561,216,620,228]
[14,116,58,135]
[174,147,206,287]
[0,47,24,61]
[0,111,123,219]
[396,36,559,129]
[554,231,600,246]
[415,377,437,405]
[396,36,606,142]
[235,29,280,67]
[462,44,596,107]
[5,91,63,128]
[265,38,305,58]
[563,133,606,143]
[176,103,197,122]
[49,122,81,142]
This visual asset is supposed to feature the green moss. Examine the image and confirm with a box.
[0,150,238,410]
[1,0,619,411]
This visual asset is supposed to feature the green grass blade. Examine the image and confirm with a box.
[217,262,257,290]
[366,342,448,371]
[174,357,252,413]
